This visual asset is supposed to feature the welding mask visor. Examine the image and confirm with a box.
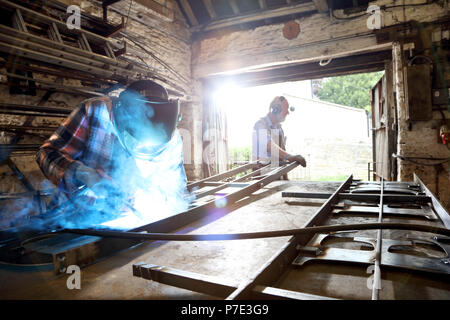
[113,90,180,160]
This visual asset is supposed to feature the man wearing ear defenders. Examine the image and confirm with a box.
[36,79,186,201]
[252,96,307,176]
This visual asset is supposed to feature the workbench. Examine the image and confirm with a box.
[1,180,449,300]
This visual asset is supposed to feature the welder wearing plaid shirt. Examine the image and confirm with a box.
[36,80,187,204]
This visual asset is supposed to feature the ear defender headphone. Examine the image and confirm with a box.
[270,96,286,115]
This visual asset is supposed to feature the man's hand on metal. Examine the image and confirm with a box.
[287,154,307,167]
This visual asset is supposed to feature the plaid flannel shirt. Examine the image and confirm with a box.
[36,96,186,196]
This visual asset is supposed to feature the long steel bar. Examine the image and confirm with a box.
[225,175,353,300]
[0,32,115,71]
[132,262,337,300]
[193,163,271,199]
[0,9,157,78]
[0,24,131,70]
[0,29,140,80]
[0,41,123,80]
[65,222,450,241]
[372,179,384,300]
[199,182,251,187]
[187,162,259,190]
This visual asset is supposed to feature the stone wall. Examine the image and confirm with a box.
[192,0,449,78]
[0,0,204,204]
[287,137,372,181]
[393,42,450,211]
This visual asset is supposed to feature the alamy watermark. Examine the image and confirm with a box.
[66,264,81,290]
[66,5,81,30]
[367,5,382,30]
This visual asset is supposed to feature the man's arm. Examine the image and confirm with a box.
[266,139,307,167]
[36,102,90,191]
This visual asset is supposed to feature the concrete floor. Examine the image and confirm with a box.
[0,180,449,299]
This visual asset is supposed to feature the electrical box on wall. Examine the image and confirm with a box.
[404,64,433,121]
[432,88,450,112]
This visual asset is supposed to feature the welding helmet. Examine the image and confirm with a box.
[112,80,180,160]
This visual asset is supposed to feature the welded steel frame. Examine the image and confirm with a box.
[132,175,450,300]
[132,175,353,300]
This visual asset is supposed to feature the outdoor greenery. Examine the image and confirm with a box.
[315,71,384,112]
[230,146,251,163]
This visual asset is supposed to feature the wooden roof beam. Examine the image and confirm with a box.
[191,2,316,32]
[179,0,198,26]
[258,0,267,10]
[229,0,240,15]
[202,0,216,19]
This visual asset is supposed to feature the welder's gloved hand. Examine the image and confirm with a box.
[67,162,104,189]
[287,154,307,167]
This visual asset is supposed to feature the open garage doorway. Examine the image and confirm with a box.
[212,71,384,181]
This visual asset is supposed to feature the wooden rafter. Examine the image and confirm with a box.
[202,0,216,19]
[191,2,316,32]
[258,0,267,10]
[179,0,198,26]
[229,0,240,15]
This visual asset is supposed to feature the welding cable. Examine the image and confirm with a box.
[61,222,450,241]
